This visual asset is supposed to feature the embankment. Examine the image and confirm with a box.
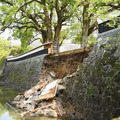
[61,28,120,120]
[0,47,90,91]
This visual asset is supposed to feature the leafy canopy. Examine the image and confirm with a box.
[0,0,78,48]
[0,37,11,68]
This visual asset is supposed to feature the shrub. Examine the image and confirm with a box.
[10,45,32,56]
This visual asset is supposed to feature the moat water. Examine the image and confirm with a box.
[0,84,70,120]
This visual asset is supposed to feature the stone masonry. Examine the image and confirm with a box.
[61,28,120,120]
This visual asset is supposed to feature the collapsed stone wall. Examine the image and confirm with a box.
[39,51,89,81]
[0,48,90,91]
[61,28,120,120]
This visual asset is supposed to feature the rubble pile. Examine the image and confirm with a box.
[13,79,66,118]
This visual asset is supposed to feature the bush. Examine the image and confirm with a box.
[0,37,11,69]
[10,45,32,56]
[9,46,22,56]
[0,56,6,69]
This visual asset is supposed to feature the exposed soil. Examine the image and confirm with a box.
[39,49,90,81]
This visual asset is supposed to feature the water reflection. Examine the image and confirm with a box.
[0,84,22,120]
[0,112,14,120]
[0,84,64,120]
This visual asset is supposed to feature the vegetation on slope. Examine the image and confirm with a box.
[0,38,11,69]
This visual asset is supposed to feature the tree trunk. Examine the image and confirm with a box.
[41,30,48,43]
[54,20,62,53]
[42,0,53,42]
[47,25,53,42]
[81,3,90,47]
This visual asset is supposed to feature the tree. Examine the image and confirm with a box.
[73,0,120,47]
[0,37,11,68]
[0,0,77,52]
[0,0,119,51]
[59,28,70,46]
[0,37,11,57]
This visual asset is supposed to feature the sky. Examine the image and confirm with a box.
[0,29,21,46]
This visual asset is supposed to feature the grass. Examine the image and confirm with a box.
[0,56,6,69]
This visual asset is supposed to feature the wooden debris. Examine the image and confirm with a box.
[34,80,58,102]
[13,80,63,118]
[20,103,53,117]
[57,106,62,117]
[24,81,48,97]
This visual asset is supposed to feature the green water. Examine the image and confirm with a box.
[0,84,67,120]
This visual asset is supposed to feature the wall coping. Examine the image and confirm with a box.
[7,42,53,61]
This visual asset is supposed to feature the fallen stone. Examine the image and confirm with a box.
[23,99,32,104]
[57,79,63,84]
[13,80,62,118]
[36,109,44,116]
[51,100,56,110]
[47,109,58,117]
[57,84,66,94]
[66,73,76,79]
[69,105,75,114]
[49,71,56,78]
[42,109,49,116]
[14,95,23,101]
[63,77,68,84]
[29,113,36,117]
[75,112,82,119]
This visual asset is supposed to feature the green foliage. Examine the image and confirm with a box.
[59,28,70,45]
[9,45,32,56]
[0,56,6,69]
[0,0,78,49]
[11,28,34,49]
[72,32,96,45]
[69,22,82,44]
[115,62,120,72]
[72,32,82,44]
[0,0,119,49]
[0,73,5,78]
[0,37,11,69]
[87,34,96,45]
[0,38,11,57]
[0,103,6,116]
[87,86,95,100]
[9,46,22,56]
[106,77,114,91]
[112,117,120,120]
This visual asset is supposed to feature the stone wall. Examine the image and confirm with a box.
[61,28,120,120]
[0,48,90,91]
[0,54,46,91]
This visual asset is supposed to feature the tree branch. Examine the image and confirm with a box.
[55,0,59,12]
[28,37,41,45]
[17,0,35,12]
[0,0,13,6]
[101,2,120,10]
[88,20,98,36]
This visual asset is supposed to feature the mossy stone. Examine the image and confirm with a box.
[103,51,111,58]
[98,76,103,81]
[101,57,108,65]
[95,61,100,66]
[109,70,115,77]
[92,69,97,74]
[98,71,106,76]
[84,65,88,72]
[97,64,102,70]
[86,71,90,76]
[101,51,111,65]
[109,57,116,63]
